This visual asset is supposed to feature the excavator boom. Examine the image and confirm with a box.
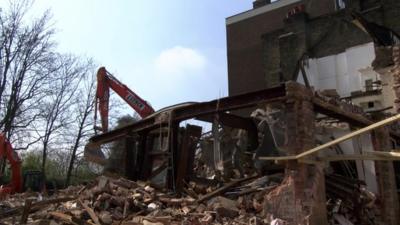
[95,67,155,132]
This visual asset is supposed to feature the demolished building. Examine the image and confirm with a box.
[3,0,400,224]
[3,79,400,224]
[82,79,400,224]
[82,0,400,224]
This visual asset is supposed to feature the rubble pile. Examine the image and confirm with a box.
[326,174,379,225]
[0,175,281,225]
[0,172,380,225]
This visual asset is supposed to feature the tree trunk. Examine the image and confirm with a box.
[65,135,81,186]
[65,114,87,186]
[41,141,48,176]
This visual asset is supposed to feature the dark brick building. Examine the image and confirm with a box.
[226,0,400,96]
[226,2,400,224]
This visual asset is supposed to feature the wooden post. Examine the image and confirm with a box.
[142,135,155,179]
[136,132,148,181]
[175,124,202,192]
[166,111,179,191]
[20,199,32,224]
[124,134,137,180]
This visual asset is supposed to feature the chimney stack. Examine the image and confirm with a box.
[253,0,272,9]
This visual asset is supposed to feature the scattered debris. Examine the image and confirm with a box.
[0,170,379,225]
[0,175,278,225]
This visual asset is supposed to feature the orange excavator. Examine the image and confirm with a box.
[95,67,155,133]
[0,133,57,197]
[85,67,155,164]
[0,133,22,196]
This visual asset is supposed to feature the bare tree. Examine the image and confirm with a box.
[65,61,96,185]
[0,1,55,148]
[35,54,83,175]
[0,1,129,183]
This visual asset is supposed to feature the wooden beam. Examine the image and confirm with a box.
[313,97,371,127]
[196,175,258,203]
[259,114,400,161]
[148,161,168,180]
[78,199,101,225]
[20,199,32,224]
[0,196,76,220]
[313,97,400,139]
[89,84,287,145]
[318,151,400,161]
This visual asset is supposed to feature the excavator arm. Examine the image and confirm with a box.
[95,67,155,132]
[0,133,22,196]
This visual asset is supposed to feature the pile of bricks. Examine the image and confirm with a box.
[0,175,280,225]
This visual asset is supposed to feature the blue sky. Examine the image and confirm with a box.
[24,0,255,111]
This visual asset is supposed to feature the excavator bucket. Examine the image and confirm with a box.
[84,142,107,166]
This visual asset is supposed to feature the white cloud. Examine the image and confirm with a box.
[154,46,206,75]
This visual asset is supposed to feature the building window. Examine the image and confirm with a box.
[365,79,373,92]
[368,101,374,109]
[336,0,346,10]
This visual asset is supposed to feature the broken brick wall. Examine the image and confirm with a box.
[393,45,400,112]
[372,127,400,225]
[370,44,400,225]
[263,82,328,225]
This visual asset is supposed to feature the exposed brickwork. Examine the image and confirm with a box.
[278,13,308,82]
[373,43,400,221]
[369,44,400,225]
[393,45,400,112]
[371,127,400,225]
[264,174,304,223]
[263,82,327,225]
